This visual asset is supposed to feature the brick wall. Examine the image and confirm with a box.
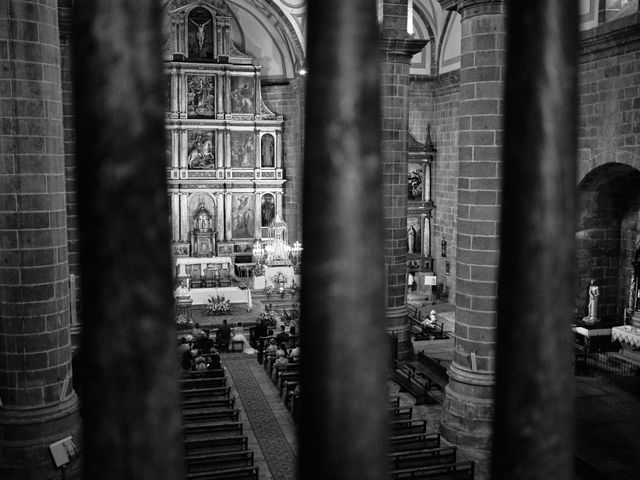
[576,14,640,321]
[261,78,305,244]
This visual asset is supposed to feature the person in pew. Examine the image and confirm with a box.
[421,310,437,332]
[196,329,215,353]
[216,319,231,350]
[265,338,278,354]
[207,351,221,370]
[289,344,300,362]
[180,347,194,371]
[275,325,289,345]
[191,322,205,341]
[253,318,268,345]
[178,337,191,354]
[271,350,289,382]
[231,322,256,354]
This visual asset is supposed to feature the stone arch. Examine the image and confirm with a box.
[576,162,640,321]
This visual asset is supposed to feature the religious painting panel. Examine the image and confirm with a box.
[407,216,422,255]
[186,130,216,169]
[231,193,255,239]
[188,194,216,232]
[408,162,424,201]
[261,193,275,227]
[230,76,255,114]
[187,7,214,60]
[166,130,173,166]
[187,74,215,118]
[261,134,275,168]
[230,131,255,168]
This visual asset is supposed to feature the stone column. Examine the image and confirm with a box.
[438,0,505,449]
[0,1,82,478]
[380,0,428,360]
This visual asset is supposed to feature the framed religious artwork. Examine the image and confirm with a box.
[408,162,425,201]
[186,130,216,169]
[231,193,255,239]
[261,193,275,227]
[230,131,255,168]
[229,76,255,114]
[186,74,215,118]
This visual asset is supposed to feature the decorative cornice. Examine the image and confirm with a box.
[438,0,505,17]
[379,38,429,57]
[580,12,640,60]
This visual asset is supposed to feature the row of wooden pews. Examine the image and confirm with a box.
[260,346,301,423]
[181,368,259,480]
[388,396,475,480]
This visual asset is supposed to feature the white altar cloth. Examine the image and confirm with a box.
[176,256,233,276]
[188,287,252,308]
[612,325,640,348]
[572,327,612,337]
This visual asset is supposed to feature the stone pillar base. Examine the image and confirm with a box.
[0,394,82,480]
[386,306,412,360]
[439,363,494,450]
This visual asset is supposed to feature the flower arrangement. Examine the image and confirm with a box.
[206,295,231,316]
[257,310,278,327]
[272,271,288,285]
[265,285,273,298]
[176,314,193,329]
[253,263,265,276]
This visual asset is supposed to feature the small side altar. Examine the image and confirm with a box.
[176,256,233,277]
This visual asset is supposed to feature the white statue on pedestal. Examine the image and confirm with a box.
[585,279,600,322]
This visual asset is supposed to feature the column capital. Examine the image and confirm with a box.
[379,37,429,59]
[438,0,505,19]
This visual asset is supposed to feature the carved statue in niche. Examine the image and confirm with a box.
[261,134,274,167]
[187,131,215,169]
[585,279,600,321]
[261,194,275,227]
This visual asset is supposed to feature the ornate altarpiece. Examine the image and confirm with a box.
[407,126,436,274]
[164,0,286,262]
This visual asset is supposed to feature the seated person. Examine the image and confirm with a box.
[207,351,221,370]
[421,310,437,333]
[289,345,301,362]
[265,338,278,354]
[191,323,205,340]
[196,329,215,353]
[271,350,289,382]
[275,325,289,345]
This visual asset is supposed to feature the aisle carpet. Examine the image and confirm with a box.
[223,355,297,480]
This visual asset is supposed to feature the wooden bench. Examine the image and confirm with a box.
[389,406,413,421]
[390,433,441,453]
[389,446,457,470]
[390,419,428,436]
[181,377,227,390]
[183,407,240,423]
[185,450,254,474]
[185,435,248,455]
[182,386,231,401]
[184,421,243,439]
[390,461,474,480]
[182,397,235,411]
[389,396,401,409]
[393,361,438,405]
[186,466,259,480]
[417,352,449,390]
[182,368,226,379]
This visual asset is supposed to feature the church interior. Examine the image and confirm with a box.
[2,0,640,479]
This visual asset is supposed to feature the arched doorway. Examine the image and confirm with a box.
[576,162,640,322]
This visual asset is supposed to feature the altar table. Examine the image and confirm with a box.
[612,325,640,348]
[187,286,252,308]
[176,256,233,277]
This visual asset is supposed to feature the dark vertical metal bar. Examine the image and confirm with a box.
[494,1,578,479]
[300,1,388,479]
[73,2,182,479]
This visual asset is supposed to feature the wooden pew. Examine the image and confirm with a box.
[389,461,474,480]
[389,446,457,470]
[185,450,254,474]
[184,421,243,439]
[182,397,235,411]
[393,361,438,405]
[389,396,401,409]
[182,385,231,400]
[183,407,240,423]
[182,368,226,379]
[185,435,248,455]
[417,310,446,339]
[185,466,259,480]
[390,419,428,436]
[416,352,449,390]
[390,433,441,453]
[181,377,227,391]
[389,406,413,421]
